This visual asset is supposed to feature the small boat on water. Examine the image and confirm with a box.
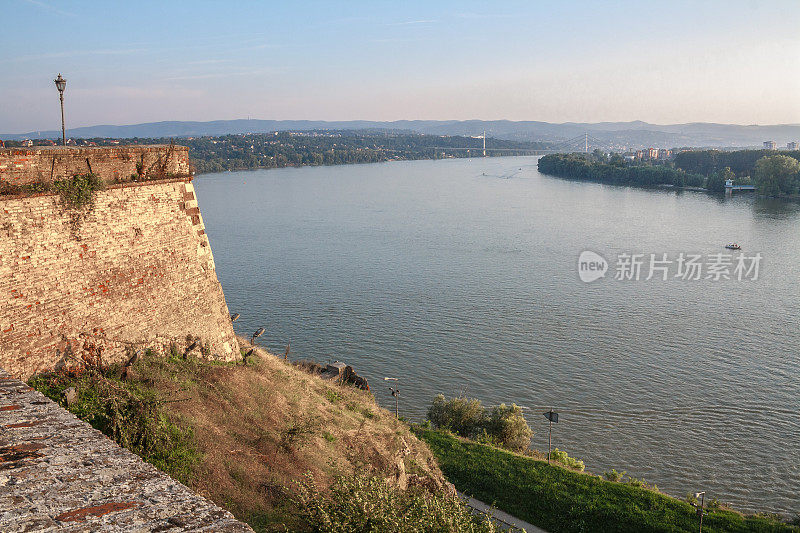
[725,243,741,250]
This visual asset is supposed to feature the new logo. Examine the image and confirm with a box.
[578,250,608,283]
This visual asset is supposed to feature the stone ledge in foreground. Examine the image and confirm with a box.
[0,368,253,532]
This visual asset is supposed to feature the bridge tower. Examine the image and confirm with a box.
[483,130,486,157]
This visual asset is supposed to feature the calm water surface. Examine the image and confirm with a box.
[195,157,800,514]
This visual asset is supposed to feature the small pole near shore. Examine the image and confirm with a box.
[385,377,399,418]
[543,409,558,464]
[692,492,706,533]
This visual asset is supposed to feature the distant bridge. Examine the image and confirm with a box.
[431,132,605,156]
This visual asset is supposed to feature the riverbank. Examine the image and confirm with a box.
[538,153,706,189]
[414,427,798,533]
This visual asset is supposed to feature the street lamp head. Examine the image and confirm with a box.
[54,73,66,94]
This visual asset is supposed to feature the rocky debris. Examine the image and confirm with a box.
[0,368,253,532]
[321,361,370,390]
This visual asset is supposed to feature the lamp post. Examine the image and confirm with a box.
[543,409,559,464]
[692,492,706,533]
[54,74,67,146]
[385,377,399,418]
[251,327,265,346]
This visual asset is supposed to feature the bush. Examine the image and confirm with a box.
[427,395,534,453]
[52,172,105,210]
[604,468,625,482]
[484,403,533,453]
[292,471,498,532]
[548,448,585,471]
[427,394,485,438]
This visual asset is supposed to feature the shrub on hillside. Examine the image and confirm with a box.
[548,448,585,471]
[427,395,534,453]
[293,471,498,532]
[427,394,485,438]
[483,403,533,453]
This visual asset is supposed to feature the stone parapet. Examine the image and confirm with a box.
[0,368,253,531]
[0,145,191,187]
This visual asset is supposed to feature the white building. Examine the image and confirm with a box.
[787,141,798,150]
[763,141,777,150]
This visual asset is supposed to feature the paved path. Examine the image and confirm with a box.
[0,369,253,532]
[459,491,548,533]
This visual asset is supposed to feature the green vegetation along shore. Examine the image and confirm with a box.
[414,427,798,533]
[540,150,800,197]
[538,152,705,188]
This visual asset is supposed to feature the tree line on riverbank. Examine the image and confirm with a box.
[677,150,800,196]
[537,152,705,188]
[673,149,800,177]
[540,150,800,197]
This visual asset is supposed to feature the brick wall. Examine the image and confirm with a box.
[0,177,238,379]
[0,145,191,187]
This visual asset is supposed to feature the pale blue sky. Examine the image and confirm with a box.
[1,0,799,133]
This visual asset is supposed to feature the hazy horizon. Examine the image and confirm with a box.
[3,0,799,133]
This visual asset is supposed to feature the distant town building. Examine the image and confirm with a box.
[763,141,777,150]
[787,141,798,150]
[22,139,33,147]
[646,148,658,159]
[658,148,672,160]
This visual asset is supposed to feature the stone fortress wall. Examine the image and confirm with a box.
[0,145,238,379]
[0,145,191,187]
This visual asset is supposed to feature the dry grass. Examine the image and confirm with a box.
[134,338,447,531]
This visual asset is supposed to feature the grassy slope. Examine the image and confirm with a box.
[415,427,796,533]
[30,347,447,532]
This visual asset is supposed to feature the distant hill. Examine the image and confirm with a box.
[5,119,800,149]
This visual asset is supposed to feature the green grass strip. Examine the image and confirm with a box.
[414,427,796,533]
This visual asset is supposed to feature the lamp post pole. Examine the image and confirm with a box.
[385,377,399,419]
[54,74,67,146]
[694,492,706,533]
[543,409,559,464]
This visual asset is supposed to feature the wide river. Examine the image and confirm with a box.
[195,157,799,515]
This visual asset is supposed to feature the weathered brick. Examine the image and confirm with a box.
[0,145,190,187]
[0,155,237,380]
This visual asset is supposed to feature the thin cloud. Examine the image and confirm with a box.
[185,59,235,66]
[22,0,76,17]
[163,69,276,82]
[385,19,437,26]
[0,48,148,64]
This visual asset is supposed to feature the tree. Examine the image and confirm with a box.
[753,155,800,197]
[427,394,484,438]
[483,403,533,452]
